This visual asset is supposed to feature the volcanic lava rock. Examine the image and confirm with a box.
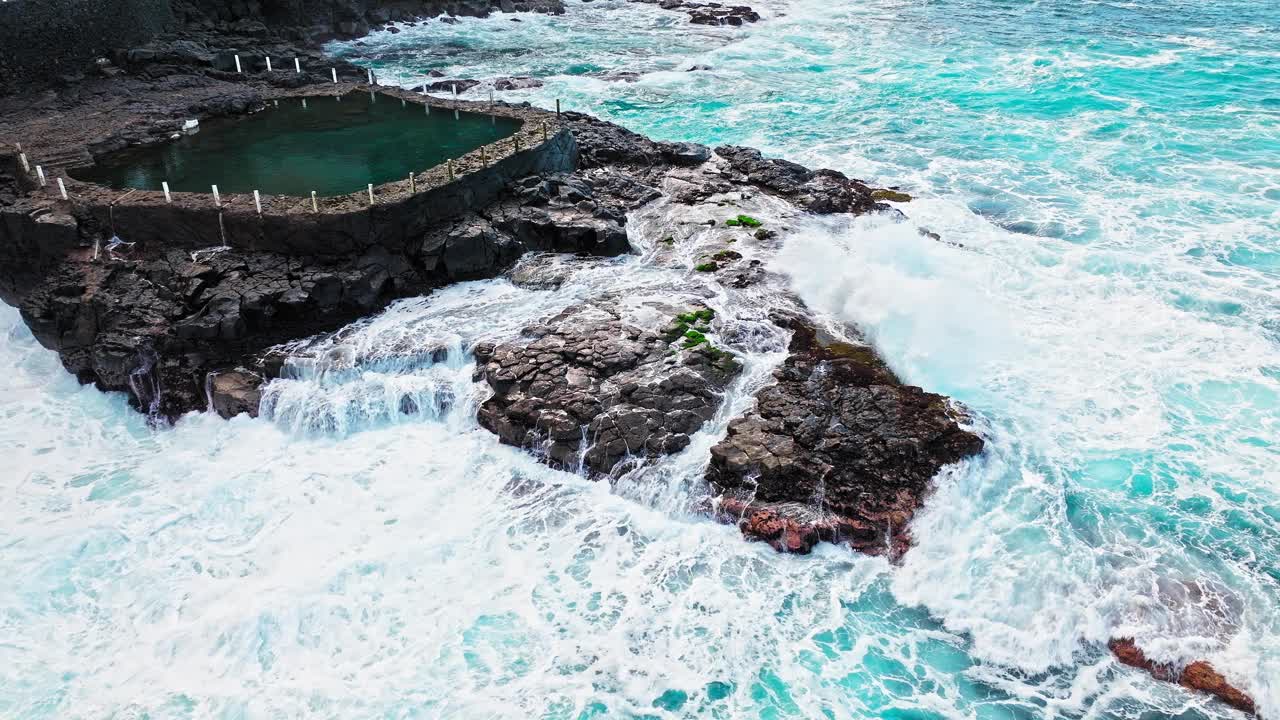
[423,78,481,93]
[638,0,760,25]
[708,314,984,556]
[487,173,634,256]
[715,145,885,215]
[685,3,761,25]
[208,368,264,418]
[493,76,544,90]
[563,112,713,173]
[475,301,742,475]
[1109,638,1256,715]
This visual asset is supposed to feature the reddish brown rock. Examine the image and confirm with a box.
[1109,638,1256,715]
[708,314,984,558]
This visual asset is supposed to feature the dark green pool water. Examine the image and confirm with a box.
[72,93,522,197]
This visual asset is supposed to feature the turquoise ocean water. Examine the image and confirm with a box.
[2,0,1277,717]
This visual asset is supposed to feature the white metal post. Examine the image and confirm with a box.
[295,58,301,73]
[57,178,68,199]
[367,184,375,206]
[162,181,171,203]
[35,165,46,186]
[253,190,262,215]
[332,68,338,83]
[212,184,221,207]
[266,57,273,72]
[234,55,242,73]
[311,191,318,213]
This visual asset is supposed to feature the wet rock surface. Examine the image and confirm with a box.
[475,300,742,475]
[1109,638,1256,715]
[632,0,760,25]
[715,145,887,215]
[208,368,264,418]
[0,0,980,572]
[1,165,635,420]
[707,314,984,557]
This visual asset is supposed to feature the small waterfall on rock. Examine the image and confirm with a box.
[127,344,162,419]
[255,195,797,509]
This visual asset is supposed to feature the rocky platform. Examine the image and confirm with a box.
[475,299,742,474]
[709,315,984,557]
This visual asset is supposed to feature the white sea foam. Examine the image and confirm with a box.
[3,0,1279,716]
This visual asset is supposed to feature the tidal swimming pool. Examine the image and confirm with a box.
[72,92,522,197]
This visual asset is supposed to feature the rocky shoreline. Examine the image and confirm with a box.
[0,4,1258,715]
[0,21,979,552]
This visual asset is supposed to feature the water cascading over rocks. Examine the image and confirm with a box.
[0,9,984,566]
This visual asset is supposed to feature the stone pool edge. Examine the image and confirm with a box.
[5,85,575,260]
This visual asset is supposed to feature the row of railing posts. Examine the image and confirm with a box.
[9,91,564,215]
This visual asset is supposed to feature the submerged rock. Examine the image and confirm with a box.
[640,0,761,25]
[685,3,761,25]
[871,188,913,203]
[708,314,984,556]
[1109,638,1256,715]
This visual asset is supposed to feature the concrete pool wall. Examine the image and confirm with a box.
[2,85,577,262]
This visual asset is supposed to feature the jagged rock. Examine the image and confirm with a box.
[708,314,984,556]
[423,78,481,93]
[1109,638,1256,715]
[33,212,79,247]
[498,206,630,256]
[871,188,912,202]
[494,76,543,91]
[565,112,700,170]
[715,145,885,215]
[208,369,263,418]
[489,173,634,256]
[686,3,760,25]
[418,215,524,279]
[476,301,742,474]
[644,0,761,25]
[662,142,712,166]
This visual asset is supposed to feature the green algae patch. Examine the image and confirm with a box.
[871,188,913,202]
[725,214,763,228]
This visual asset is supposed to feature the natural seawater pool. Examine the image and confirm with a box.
[71,92,522,197]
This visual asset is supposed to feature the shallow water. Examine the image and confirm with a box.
[3,0,1279,717]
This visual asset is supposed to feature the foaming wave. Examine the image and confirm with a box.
[776,208,1280,715]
